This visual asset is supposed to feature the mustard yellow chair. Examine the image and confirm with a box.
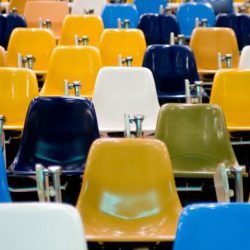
[0,46,6,66]
[100,29,146,66]
[0,68,39,131]
[190,28,239,75]
[59,15,104,47]
[77,138,182,242]
[7,28,56,74]
[40,46,102,98]
[210,69,250,132]
[8,0,27,14]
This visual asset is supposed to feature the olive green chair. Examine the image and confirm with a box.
[155,104,238,178]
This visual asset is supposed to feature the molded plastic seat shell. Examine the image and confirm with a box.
[71,0,106,16]
[134,0,167,16]
[194,0,234,14]
[239,46,250,69]
[9,0,27,15]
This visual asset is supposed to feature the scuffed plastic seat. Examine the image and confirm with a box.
[134,0,167,16]
[71,0,106,16]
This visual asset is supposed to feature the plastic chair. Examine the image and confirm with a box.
[190,28,239,74]
[134,0,167,16]
[194,0,234,14]
[71,0,106,16]
[101,4,139,28]
[239,46,250,69]
[0,15,5,47]
[0,203,87,250]
[40,46,102,98]
[7,28,56,74]
[100,29,146,66]
[0,68,39,131]
[173,203,250,250]
[155,104,237,177]
[11,96,100,175]
[210,69,250,132]
[92,67,160,134]
[0,46,6,66]
[176,2,215,39]
[8,0,27,15]
[77,138,182,242]
[59,15,104,47]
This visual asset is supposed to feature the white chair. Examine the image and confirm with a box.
[239,46,250,69]
[92,67,160,134]
[0,203,88,250]
[71,0,106,16]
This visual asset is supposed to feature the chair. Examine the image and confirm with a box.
[0,203,87,250]
[8,0,27,15]
[239,46,250,69]
[173,203,250,250]
[100,29,146,66]
[176,3,215,39]
[134,0,167,16]
[59,15,104,47]
[40,46,102,97]
[194,0,234,14]
[11,96,100,175]
[0,68,39,131]
[0,46,6,66]
[71,0,106,16]
[155,104,237,177]
[77,138,182,242]
[210,69,250,132]
[0,15,5,47]
[190,27,239,74]
[101,4,139,28]
[92,67,160,134]
[7,28,56,74]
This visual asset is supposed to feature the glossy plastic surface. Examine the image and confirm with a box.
[155,104,237,177]
[134,0,167,16]
[176,3,215,38]
[77,138,182,242]
[100,29,146,66]
[0,203,87,250]
[194,0,234,14]
[7,28,56,72]
[0,46,6,66]
[71,0,106,16]
[0,15,5,46]
[59,15,104,47]
[239,46,250,69]
[0,68,39,131]
[11,97,100,174]
[40,46,102,97]
[210,69,250,131]
[93,67,160,133]
[174,203,250,250]
[190,28,239,72]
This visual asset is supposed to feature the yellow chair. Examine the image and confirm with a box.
[8,0,27,14]
[100,29,146,66]
[0,46,6,66]
[210,69,250,132]
[59,15,104,47]
[190,28,239,75]
[0,68,39,131]
[7,28,56,75]
[77,138,182,242]
[40,46,102,98]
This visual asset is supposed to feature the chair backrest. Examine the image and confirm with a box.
[9,0,27,15]
[93,67,160,133]
[0,46,6,66]
[59,15,104,47]
[40,46,102,97]
[7,28,56,71]
[142,45,199,96]
[173,203,250,250]
[0,68,39,131]
[194,0,234,14]
[239,46,250,69]
[0,15,6,47]
[24,1,69,39]
[71,0,106,16]
[0,203,87,250]
[155,104,237,175]
[101,4,139,28]
[134,0,167,16]
[190,27,239,70]
[11,97,100,174]
[100,29,146,66]
[210,69,250,131]
[176,2,215,38]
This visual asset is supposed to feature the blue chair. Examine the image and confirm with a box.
[134,0,167,16]
[142,45,208,103]
[101,4,139,28]
[0,15,6,47]
[10,97,100,175]
[174,203,250,250]
[176,2,215,39]
[194,0,234,14]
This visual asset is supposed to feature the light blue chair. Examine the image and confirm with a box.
[134,0,167,17]
[176,2,215,39]
[101,4,139,28]
[174,203,250,250]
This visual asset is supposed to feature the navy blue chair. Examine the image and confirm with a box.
[11,97,100,175]
[174,203,250,250]
[194,0,234,14]
[101,4,139,28]
[142,45,208,103]
[134,0,167,17]
[0,15,6,47]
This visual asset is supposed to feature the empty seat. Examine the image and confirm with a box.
[194,0,234,14]
[92,67,160,134]
[239,45,250,69]
[77,138,182,242]
[155,104,237,177]
[71,0,106,16]
[10,97,100,175]
[134,0,167,16]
